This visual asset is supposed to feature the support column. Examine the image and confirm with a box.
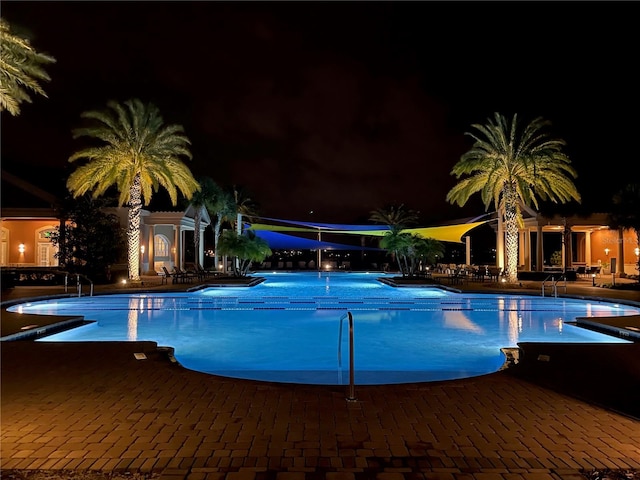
[618,228,625,276]
[150,227,155,274]
[172,226,178,269]
[317,231,322,271]
[563,220,573,271]
[518,230,528,270]
[497,214,505,269]
[585,230,592,267]
[178,227,184,270]
[199,228,205,268]
[525,228,532,270]
[536,225,543,272]
[465,236,471,265]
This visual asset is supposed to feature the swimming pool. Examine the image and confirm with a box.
[9,271,638,385]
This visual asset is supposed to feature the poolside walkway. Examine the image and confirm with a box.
[2,274,640,480]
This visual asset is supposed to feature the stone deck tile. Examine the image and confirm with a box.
[3,335,640,479]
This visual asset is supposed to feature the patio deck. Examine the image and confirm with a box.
[2,274,639,480]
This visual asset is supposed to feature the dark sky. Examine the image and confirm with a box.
[2,1,638,224]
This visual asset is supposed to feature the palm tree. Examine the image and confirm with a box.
[413,236,445,274]
[217,229,271,277]
[369,204,419,229]
[609,183,640,280]
[210,185,235,271]
[189,176,218,267]
[0,18,56,116]
[370,204,419,272]
[232,185,259,234]
[67,98,200,281]
[379,227,412,274]
[447,113,581,283]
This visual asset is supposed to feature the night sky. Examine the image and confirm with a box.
[2,1,638,224]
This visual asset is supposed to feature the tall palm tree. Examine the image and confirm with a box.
[608,183,640,280]
[0,17,56,116]
[210,185,235,271]
[232,185,259,234]
[67,98,200,281]
[447,112,581,283]
[189,176,217,266]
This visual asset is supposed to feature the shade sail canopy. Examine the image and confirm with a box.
[252,230,382,251]
[247,218,487,250]
[248,218,487,245]
[401,222,488,243]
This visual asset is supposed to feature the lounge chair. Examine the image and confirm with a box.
[177,267,197,283]
[195,262,221,280]
[159,267,170,285]
[163,266,181,284]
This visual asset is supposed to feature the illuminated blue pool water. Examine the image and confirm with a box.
[9,272,637,385]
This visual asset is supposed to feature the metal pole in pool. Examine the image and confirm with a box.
[338,312,357,402]
[347,312,356,402]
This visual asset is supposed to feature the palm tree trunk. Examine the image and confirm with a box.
[503,186,519,283]
[128,175,142,281]
[214,217,221,271]
[394,251,403,274]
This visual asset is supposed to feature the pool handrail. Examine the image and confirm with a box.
[65,273,94,297]
[338,311,356,402]
[541,274,567,297]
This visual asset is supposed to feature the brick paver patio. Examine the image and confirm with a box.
[2,275,639,480]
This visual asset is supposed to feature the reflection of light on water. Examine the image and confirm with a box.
[442,310,484,333]
[504,298,520,344]
[127,297,140,341]
[12,271,639,385]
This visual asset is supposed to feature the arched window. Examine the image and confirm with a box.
[154,234,170,258]
[35,226,58,266]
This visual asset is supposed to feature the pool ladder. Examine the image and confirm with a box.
[541,274,567,297]
[338,312,357,402]
[64,273,94,297]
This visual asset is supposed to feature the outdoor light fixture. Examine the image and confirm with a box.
[635,247,640,257]
[592,273,596,287]
[140,245,145,254]
[604,248,610,256]
[18,243,25,253]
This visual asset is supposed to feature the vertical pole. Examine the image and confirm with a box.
[317,231,322,271]
[347,312,356,402]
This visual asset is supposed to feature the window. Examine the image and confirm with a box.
[154,234,169,257]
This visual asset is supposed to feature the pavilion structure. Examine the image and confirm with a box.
[492,204,639,276]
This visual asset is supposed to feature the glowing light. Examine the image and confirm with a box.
[121,279,127,285]
[635,247,640,257]
[604,248,610,256]
[140,245,145,254]
[18,243,25,253]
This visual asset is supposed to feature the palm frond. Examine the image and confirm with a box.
[0,17,56,115]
